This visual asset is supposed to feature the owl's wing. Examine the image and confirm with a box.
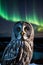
[2,39,22,65]
[2,40,21,65]
[2,40,16,60]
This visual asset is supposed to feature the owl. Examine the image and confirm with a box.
[2,22,34,65]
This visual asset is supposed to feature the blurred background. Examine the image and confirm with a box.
[0,0,43,65]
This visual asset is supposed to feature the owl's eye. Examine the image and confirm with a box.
[17,27,21,32]
[24,26,30,32]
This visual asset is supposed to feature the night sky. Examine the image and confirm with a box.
[0,0,43,37]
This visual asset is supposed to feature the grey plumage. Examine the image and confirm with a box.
[2,22,34,65]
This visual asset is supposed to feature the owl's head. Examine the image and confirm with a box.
[12,22,34,42]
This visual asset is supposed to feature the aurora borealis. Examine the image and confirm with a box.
[0,0,43,32]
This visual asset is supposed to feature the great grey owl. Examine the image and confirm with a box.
[2,21,34,65]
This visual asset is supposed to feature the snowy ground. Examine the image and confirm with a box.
[0,63,37,65]
[30,63,37,65]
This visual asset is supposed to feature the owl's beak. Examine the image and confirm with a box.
[22,32,24,35]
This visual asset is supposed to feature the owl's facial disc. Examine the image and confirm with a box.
[23,24,31,40]
[14,22,22,39]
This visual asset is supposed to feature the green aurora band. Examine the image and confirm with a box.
[0,0,21,21]
[0,0,43,32]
